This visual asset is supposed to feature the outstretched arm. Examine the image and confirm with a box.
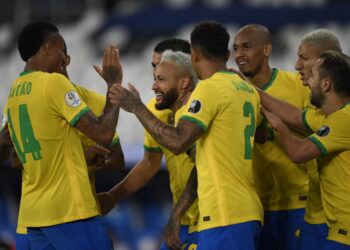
[97,150,163,215]
[108,83,203,154]
[262,107,321,163]
[257,88,306,134]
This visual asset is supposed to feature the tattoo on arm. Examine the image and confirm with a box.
[134,103,203,154]
[75,107,119,147]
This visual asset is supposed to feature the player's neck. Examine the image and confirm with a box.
[199,60,227,80]
[248,66,273,89]
[322,94,350,116]
[24,56,48,73]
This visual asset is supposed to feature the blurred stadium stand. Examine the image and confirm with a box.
[0,0,349,249]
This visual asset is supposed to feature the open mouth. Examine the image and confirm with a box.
[155,93,163,102]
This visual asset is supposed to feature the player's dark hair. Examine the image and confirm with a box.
[154,38,191,55]
[190,21,229,60]
[319,51,350,97]
[18,21,59,62]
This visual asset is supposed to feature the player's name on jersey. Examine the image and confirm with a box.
[9,81,32,98]
[232,80,254,94]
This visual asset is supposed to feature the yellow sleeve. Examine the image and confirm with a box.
[45,73,90,126]
[302,108,327,133]
[74,84,105,116]
[308,111,350,156]
[179,82,217,131]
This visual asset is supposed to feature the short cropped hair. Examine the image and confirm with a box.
[190,21,229,60]
[161,50,198,87]
[154,38,191,54]
[300,29,342,54]
[318,51,350,97]
[18,21,59,61]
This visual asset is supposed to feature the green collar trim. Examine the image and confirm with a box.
[19,70,35,77]
[262,68,278,90]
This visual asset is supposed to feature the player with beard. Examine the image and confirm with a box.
[262,50,350,250]
[254,29,342,249]
[98,41,200,250]
[109,21,263,250]
[233,24,315,250]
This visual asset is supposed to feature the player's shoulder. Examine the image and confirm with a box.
[276,69,302,83]
[48,72,71,84]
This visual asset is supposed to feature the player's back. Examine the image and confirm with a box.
[6,71,99,227]
[181,71,263,231]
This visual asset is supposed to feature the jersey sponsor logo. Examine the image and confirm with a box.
[338,229,348,236]
[188,100,201,114]
[316,125,330,137]
[203,216,210,222]
[65,91,81,108]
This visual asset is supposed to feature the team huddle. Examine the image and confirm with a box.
[0,19,350,250]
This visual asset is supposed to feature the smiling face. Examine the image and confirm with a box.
[152,61,183,110]
[233,27,269,78]
[295,42,321,86]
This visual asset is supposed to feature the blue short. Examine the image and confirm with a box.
[299,221,328,250]
[27,216,112,250]
[160,225,198,250]
[197,221,261,250]
[15,233,31,250]
[322,239,350,250]
[259,208,305,250]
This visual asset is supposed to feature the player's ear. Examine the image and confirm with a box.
[181,76,191,90]
[225,50,231,63]
[321,77,331,93]
[191,48,200,63]
[42,40,53,56]
[264,43,272,57]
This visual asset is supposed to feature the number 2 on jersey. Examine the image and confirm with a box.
[243,102,255,159]
[7,104,42,164]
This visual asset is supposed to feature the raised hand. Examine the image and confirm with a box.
[94,45,123,86]
[108,83,142,113]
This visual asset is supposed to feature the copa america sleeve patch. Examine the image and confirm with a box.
[316,125,330,137]
[188,99,201,113]
[65,91,81,107]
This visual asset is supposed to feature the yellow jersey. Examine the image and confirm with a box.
[6,71,99,227]
[15,83,120,233]
[180,71,263,231]
[144,98,198,227]
[253,69,316,211]
[306,103,350,245]
[302,107,327,224]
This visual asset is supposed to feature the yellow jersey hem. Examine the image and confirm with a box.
[22,211,99,228]
[198,216,263,232]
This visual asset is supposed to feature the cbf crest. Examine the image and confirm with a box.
[65,91,81,108]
